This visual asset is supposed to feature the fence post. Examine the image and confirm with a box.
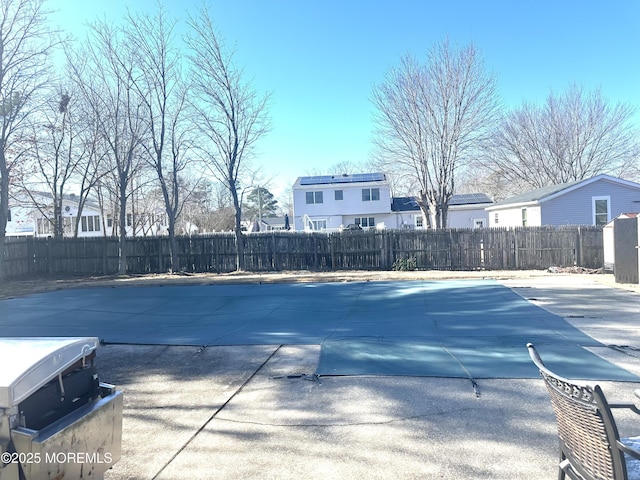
[101,237,107,274]
[329,234,336,270]
[157,237,163,273]
[46,238,53,274]
[449,229,455,269]
[271,232,278,271]
[576,226,582,266]
[27,237,35,274]
[512,229,519,269]
[380,231,387,269]
[313,235,318,269]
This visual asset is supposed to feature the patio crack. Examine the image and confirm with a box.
[150,344,283,480]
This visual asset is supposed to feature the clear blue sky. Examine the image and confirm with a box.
[47,0,640,197]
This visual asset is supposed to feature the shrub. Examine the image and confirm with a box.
[392,256,417,271]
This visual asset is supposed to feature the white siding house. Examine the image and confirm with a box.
[292,173,394,231]
[447,193,493,228]
[390,194,493,229]
[7,191,171,237]
[486,175,640,227]
[7,192,104,237]
[389,197,423,229]
[293,173,493,231]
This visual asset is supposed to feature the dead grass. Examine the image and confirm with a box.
[0,269,572,299]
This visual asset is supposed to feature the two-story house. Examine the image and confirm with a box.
[293,173,493,230]
[293,173,395,231]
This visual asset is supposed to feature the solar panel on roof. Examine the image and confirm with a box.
[299,173,385,185]
[449,193,492,205]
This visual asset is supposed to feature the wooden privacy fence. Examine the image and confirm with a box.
[2,226,603,278]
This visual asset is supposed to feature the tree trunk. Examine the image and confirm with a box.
[0,157,8,280]
[417,192,433,229]
[231,186,244,271]
[54,197,63,238]
[118,180,128,275]
[168,213,179,273]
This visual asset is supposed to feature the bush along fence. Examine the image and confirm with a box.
[2,226,603,278]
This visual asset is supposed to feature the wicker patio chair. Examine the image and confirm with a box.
[527,343,640,480]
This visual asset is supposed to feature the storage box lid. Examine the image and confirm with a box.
[0,337,99,408]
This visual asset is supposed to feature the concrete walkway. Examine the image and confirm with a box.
[86,275,640,479]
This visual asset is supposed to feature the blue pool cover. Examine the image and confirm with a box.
[0,280,635,381]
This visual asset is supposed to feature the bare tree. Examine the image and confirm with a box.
[372,40,500,228]
[486,84,640,189]
[70,102,111,238]
[125,6,194,272]
[186,6,270,270]
[68,19,146,274]
[0,0,58,277]
[182,180,235,233]
[20,88,87,237]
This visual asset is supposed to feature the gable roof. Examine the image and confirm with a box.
[17,190,100,210]
[487,175,640,209]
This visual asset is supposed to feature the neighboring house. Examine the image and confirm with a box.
[292,172,492,230]
[5,201,35,236]
[390,197,423,229]
[293,173,394,231]
[485,174,640,228]
[6,191,104,237]
[6,190,170,238]
[447,193,493,228]
[104,209,168,237]
[391,194,493,229]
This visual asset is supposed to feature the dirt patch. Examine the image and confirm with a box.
[0,268,594,300]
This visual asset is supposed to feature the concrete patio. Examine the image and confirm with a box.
[94,276,640,479]
[3,274,640,479]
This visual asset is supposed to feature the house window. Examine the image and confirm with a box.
[81,215,100,232]
[127,213,133,227]
[37,218,52,235]
[311,219,327,230]
[7,209,11,222]
[494,213,499,225]
[521,208,527,227]
[107,215,113,228]
[355,217,375,228]
[335,190,343,201]
[415,216,423,228]
[362,188,380,201]
[306,191,323,204]
[593,196,610,226]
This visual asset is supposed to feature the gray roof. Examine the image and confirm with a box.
[490,175,640,208]
[23,190,100,209]
[491,180,583,207]
[391,193,492,212]
[391,197,420,212]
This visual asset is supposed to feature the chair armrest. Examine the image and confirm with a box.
[618,439,640,461]
[609,403,640,415]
